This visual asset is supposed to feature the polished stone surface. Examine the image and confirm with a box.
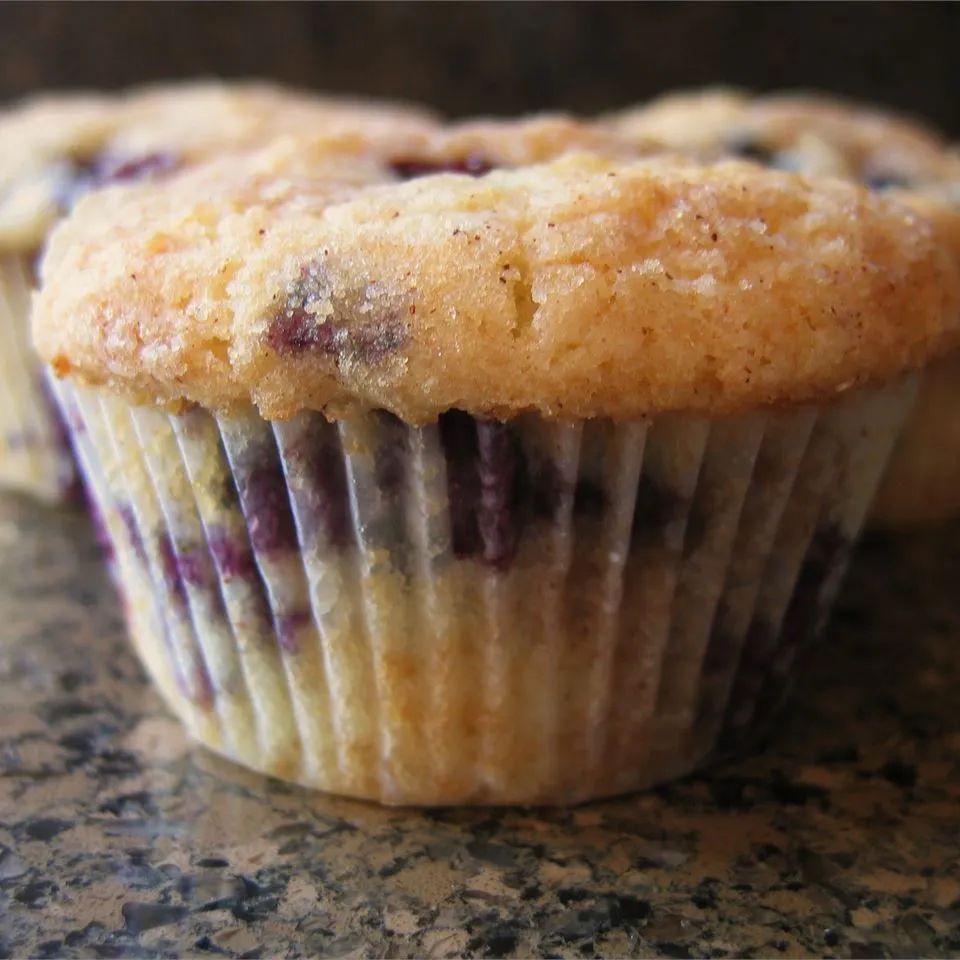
[2,491,959,958]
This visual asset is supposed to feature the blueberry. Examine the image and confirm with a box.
[206,525,256,578]
[863,171,913,192]
[476,420,525,570]
[439,411,482,560]
[631,474,686,546]
[724,134,777,166]
[373,410,408,496]
[237,458,299,554]
[57,151,180,212]
[92,151,180,186]
[265,262,406,363]
[117,504,146,563]
[573,477,607,519]
[157,533,188,607]
[529,458,565,521]
[275,610,312,654]
[283,421,353,550]
[389,154,493,180]
[175,544,213,588]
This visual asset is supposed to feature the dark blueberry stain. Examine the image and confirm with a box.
[236,453,299,554]
[440,410,589,569]
[23,817,72,841]
[265,262,406,363]
[157,533,188,607]
[529,458,565,521]
[880,759,918,788]
[863,170,914,192]
[573,477,607,519]
[476,421,525,570]
[389,154,494,180]
[196,857,229,868]
[58,151,180,212]
[87,500,115,563]
[728,524,852,738]
[373,410,408,496]
[190,658,216,710]
[632,473,686,546]
[169,544,212,590]
[282,420,353,550]
[206,525,256,579]
[95,151,181,186]
[724,133,776,165]
[275,610,313,654]
[117,505,146,563]
[121,902,189,935]
[439,411,482,559]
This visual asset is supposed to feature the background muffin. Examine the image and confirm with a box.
[606,89,960,525]
[0,80,438,501]
[34,127,960,804]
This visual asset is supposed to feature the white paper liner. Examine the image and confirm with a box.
[51,375,916,805]
[872,352,960,525]
[0,254,74,500]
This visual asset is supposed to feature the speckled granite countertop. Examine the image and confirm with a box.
[2,491,959,959]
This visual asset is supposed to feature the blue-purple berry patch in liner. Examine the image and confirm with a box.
[51,374,915,805]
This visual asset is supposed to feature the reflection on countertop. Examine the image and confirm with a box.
[1,492,959,959]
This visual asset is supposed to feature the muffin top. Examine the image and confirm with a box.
[0,80,439,251]
[35,111,960,424]
[607,89,960,256]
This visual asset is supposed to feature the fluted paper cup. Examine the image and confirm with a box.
[871,353,960,525]
[50,375,916,805]
[0,254,74,500]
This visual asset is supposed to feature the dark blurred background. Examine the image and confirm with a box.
[1,2,958,135]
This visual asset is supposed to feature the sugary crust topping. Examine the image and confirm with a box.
[36,141,960,423]
[607,88,950,179]
[0,81,439,250]
[607,88,960,263]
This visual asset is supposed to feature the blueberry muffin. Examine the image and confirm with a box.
[0,81,438,501]
[608,89,960,525]
[34,125,960,804]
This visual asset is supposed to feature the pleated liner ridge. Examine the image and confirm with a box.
[0,254,75,500]
[51,374,916,805]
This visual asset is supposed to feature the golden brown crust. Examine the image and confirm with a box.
[607,88,960,264]
[35,142,960,423]
[0,80,439,251]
